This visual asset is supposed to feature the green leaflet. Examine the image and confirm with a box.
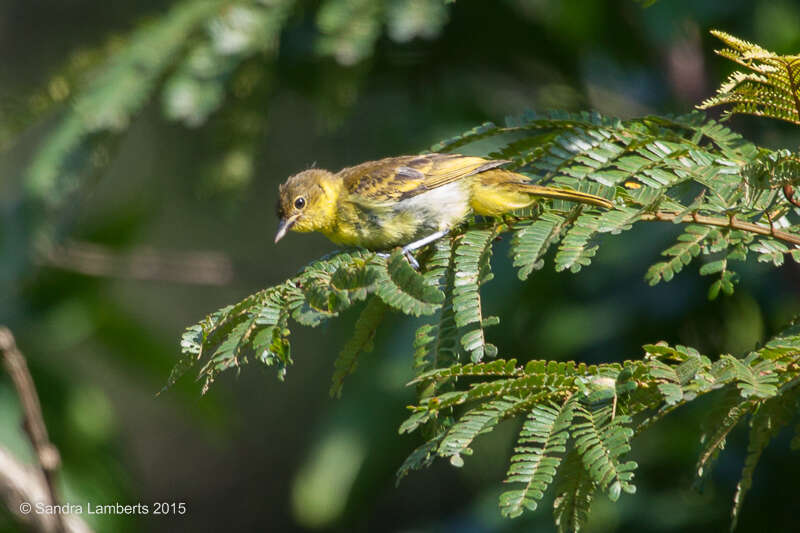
[695,388,754,485]
[288,249,377,326]
[395,436,442,486]
[413,238,458,383]
[730,392,797,531]
[758,322,800,360]
[165,323,208,394]
[500,398,577,517]
[430,121,501,153]
[743,149,800,190]
[698,30,800,126]
[410,359,523,385]
[198,288,291,391]
[643,344,715,407]
[439,397,523,467]
[510,212,567,280]
[646,225,716,285]
[752,238,789,267]
[570,404,637,501]
[727,355,779,399]
[412,359,589,413]
[452,228,499,362]
[646,359,684,405]
[329,297,387,398]
[554,213,601,273]
[553,449,595,533]
[372,250,444,316]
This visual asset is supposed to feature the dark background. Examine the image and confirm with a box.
[2,0,800,531]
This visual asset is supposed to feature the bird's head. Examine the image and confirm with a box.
[275,169,341,243]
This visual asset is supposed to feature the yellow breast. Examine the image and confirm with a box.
[326,181,471,249]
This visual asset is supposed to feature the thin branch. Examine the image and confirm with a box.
[640,211,800,247]
[0,327,65,533]
[0,446,92,533]
[783,184,800,208]
[36,240,234,285]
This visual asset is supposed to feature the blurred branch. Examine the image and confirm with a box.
[0,327,75,533]
[37,240,234,286]
[0,447,92,533]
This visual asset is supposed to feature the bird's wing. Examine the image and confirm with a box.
[340,153,509,204]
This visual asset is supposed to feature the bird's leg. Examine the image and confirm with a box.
[375,229,450,269]
[403,229,450,252]
[375,250,418,269]
[404,252,420,269]
[401,229,450,269]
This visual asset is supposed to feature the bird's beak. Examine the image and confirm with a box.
[274,215,298,244]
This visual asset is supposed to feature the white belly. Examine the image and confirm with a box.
[394,181,471,231]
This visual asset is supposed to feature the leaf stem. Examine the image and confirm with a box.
[0,327,67,533]
[640,211,800,247]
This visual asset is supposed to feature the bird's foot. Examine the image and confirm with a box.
[375,250,420,269]
[400,228,450,270]
[376,229,450,270]
[402,249,420,269]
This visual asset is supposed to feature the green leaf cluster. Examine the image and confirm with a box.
[173,31,800,532]
[404,327,800,532]
[699,30,800,125]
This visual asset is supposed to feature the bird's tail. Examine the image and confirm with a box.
[516,183,613,209]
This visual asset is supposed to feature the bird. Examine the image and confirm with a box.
[274,153,612,266]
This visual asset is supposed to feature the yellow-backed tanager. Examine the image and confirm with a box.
[275,153,612,265]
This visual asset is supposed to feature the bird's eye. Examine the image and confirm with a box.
[294,196,306,210]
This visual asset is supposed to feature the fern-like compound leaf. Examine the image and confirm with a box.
[329,297,387,398]
[395,437,442,486]
[510,212,567,279]
[720,354,779,399]
[172,104,800,530]
[439,397,524,467]
[571,404,636,501]
[695,389,754,485]
[373,250,444,316]
[410,359,523,385]
[698,30,800,125]
[553,449,595,533]
[730,392,797,531]
[452,228,499,362]
[413,238,459,394]
[646,225,716,285]
[554,213,601,273]
[430,121,501,153]
[500,397,577,517]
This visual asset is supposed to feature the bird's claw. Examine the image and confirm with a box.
[375,250,420,269]
[403,249,420,269]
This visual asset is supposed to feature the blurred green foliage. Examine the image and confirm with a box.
[1,1,800,532]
